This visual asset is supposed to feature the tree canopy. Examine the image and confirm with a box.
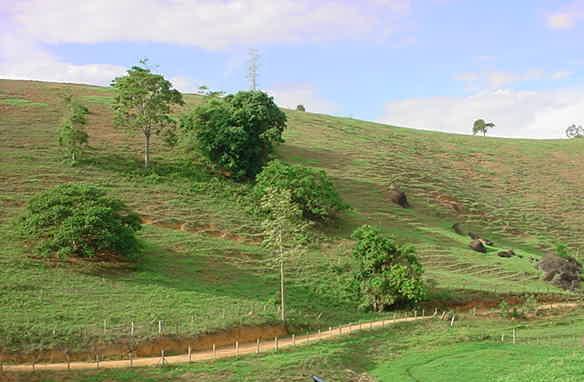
[18,184,142,259]
[472,119,495,136]
[351,225,425,311]
[566,124,584,138]
[186,90,286,179]
[111,63,184,169]
[255,159,348,221]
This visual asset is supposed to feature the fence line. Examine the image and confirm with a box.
[2,310,437,372]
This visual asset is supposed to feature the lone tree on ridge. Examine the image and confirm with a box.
[472,119,495,136]
[111,60,184,169]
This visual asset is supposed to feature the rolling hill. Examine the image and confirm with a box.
[1,78,583,373]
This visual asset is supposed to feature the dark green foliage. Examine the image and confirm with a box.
[255,159,348,221]
[18,184,141,259]
[296,104,306,112]
[58,95,89,162]
[186,91,287,179]
[472,119,495,136]
[556,243,570,258]
[351,225,425,311]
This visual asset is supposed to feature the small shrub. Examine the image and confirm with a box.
[556,243,570,258]
[18,184,141,259]
[255,159,349,221]
[296,104,306,112]
[58,95,89,162]
[351,225,425,311]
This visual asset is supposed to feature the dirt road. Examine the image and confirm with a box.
[3,315,432,372]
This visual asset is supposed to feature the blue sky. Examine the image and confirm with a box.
[2,0,584,138]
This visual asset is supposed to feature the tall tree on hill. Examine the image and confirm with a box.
[472,119,495,136]
[260,187,311,322]
[111,60,184,169]
[58,94,89,163]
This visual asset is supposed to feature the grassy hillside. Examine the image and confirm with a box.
[9,307,584,382]
[1,79,583,359]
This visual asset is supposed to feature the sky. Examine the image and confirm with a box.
[1,0,584,139]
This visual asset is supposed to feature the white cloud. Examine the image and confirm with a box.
[551,70,573,80]
[268,83,338,114]
[454,69,569,90]
[7,0,411,50]
[546,1,584,30]
[380,88,584,139]
[169,76,202,94]
[0,32,126,85]
[547,13,576,29]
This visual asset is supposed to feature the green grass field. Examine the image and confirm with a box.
[1,79,584,380]
[9,309,584,381]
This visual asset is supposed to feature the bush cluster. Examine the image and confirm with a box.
[186,91,287,179]
[255,160,348,221]
[18,184,141,259]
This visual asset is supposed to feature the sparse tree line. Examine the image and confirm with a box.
[22,60,426,317]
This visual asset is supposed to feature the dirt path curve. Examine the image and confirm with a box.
[3,316,432,373]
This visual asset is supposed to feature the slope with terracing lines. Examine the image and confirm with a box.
[1,79,584,379]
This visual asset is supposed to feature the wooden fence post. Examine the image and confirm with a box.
[256,338,260,354]
[235,341,239,358]
[213,344,216,359]
[450,314,456,327]
[513,328,516,344]
[96,354,100,369]
[292,334,296,345]
[188,345,192,362]
[161,349,166,366]
[274,337,279,352]
[129,352,133,368]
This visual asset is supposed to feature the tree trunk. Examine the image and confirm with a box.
[144,132,151,169]
[279,231,285,322]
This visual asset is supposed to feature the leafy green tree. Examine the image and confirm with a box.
[58,95,89,162]
[255,159,349,221]
[260,187,311,321]
[18,184,141,259]
[473,119,495,136]
[566,124,584,138]
[187,90,286,179]
[111,62,184,169]
[351,225,425,311]
[296,104,306,112]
